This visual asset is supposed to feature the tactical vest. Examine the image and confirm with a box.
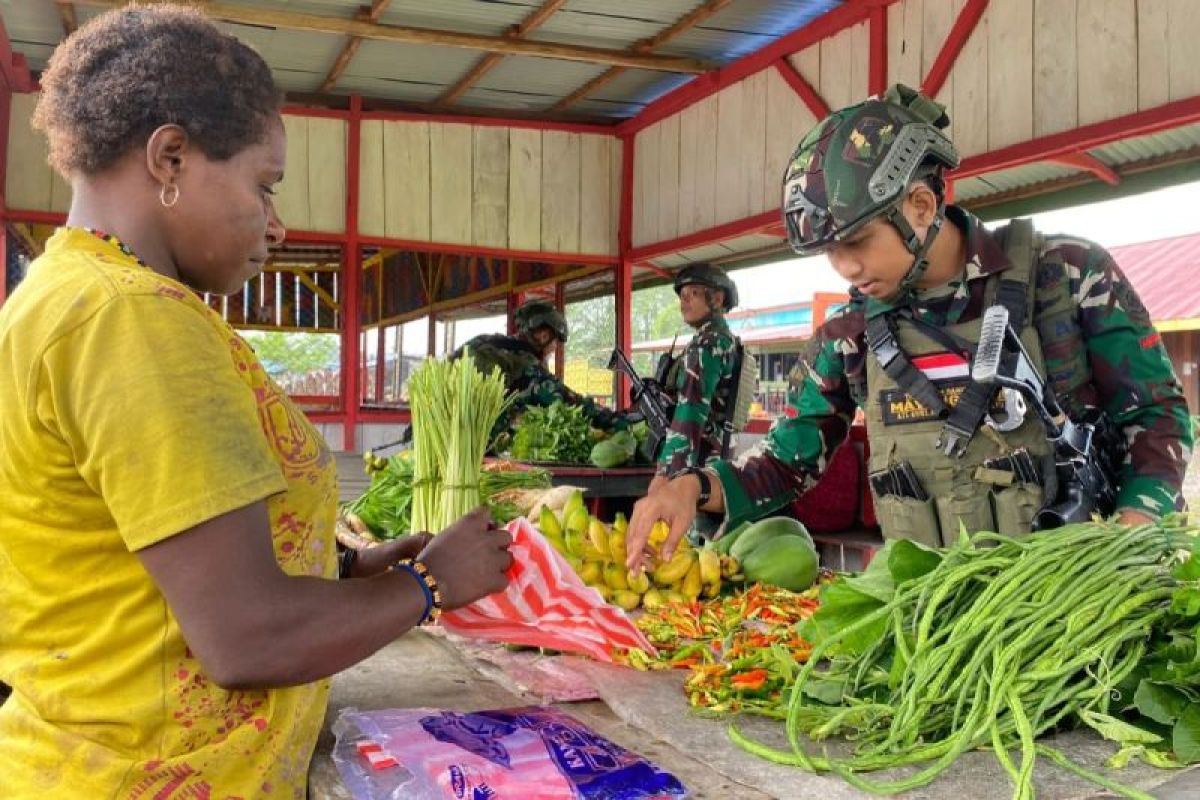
[861,220,1087,546]
[453,334,540,392]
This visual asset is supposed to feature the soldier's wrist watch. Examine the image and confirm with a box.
[677,467,712,507]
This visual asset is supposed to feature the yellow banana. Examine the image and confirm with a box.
[698,548,722,598]
[592,584,613,603]
[562,489,585,522]
[681,560,703,601]
[662,589,688,604]
[587,518,610,557]
[626,569,651,594]
[720,554,741,580]
[603,563,629,591]
[649,520,670,548]
[641,588,666,611]
[651,547,696,587]
[579,561,604,586]
[565,506,589,537]
[612,512,629,536]
[610,589,642,612]
[607,528,627,564]
[565,555,584,573]
[563,528,587,559]
[538,506,563,539]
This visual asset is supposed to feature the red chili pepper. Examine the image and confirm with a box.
[729,669,769,691]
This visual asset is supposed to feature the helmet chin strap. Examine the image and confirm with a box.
[885,202,947,301]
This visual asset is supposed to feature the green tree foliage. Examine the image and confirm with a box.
[241,331,340,377]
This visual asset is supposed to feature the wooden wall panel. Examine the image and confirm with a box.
[540,130,580,253]
[922,0,958,141]
[689,95,719,234]
[508,127,541,251]
[609,137,622,256]
[888,0,924,88]
[987,0,1034,150]
[429,122,472,245]
[635,122,661,246]
[1167,0,1200,101]
[950,0,989,157]
[358,120,385,237]
[306,117,347,233]
[848,20,871,107]
[819,26,855,114]
[472,126,509,249]
[580,134,613,255]
[275,115,310,232]
[741,70,769,218]
[763,67,816,212]
[715,81,747,224]
[1033,0,1078,136]
[5,93,54,213]
[1137,0,1170,111]
[1077,0,1137,126]
[676,102,701,236]
[657,115,681,242]
[383,120,431,241]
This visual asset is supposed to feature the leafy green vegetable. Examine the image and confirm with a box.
[509,400,594,464]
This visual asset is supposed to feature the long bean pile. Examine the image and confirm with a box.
[407,352,509,533]
[731,518,1199,800]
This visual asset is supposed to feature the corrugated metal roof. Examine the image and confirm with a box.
[1094,121,1200,165]
[955,163,1084,202]
[1109,232,1200,324]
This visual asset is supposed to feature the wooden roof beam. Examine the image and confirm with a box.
[75,1,713,73]
[320,0,392,94]
[551,0,734,112]
[434,0,566,108]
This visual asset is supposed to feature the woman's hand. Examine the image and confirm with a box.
[625,474,701,572]
[416,507,514,610]
[349,532,434,578]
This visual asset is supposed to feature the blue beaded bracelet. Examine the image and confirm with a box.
[390,560,442,624]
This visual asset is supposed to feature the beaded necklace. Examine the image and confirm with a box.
[77,227,151,270]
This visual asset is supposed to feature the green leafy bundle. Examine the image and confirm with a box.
[731,516,1200,800]
[509,400,593,464]
[344,454,551,540]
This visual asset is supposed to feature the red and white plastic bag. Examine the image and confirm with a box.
[440,518,654,662]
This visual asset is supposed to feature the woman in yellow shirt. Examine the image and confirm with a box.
[0,5,513,798]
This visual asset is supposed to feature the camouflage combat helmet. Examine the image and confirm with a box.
[514,299,568,342]
[673,263,738,311]
[782,84,960,296]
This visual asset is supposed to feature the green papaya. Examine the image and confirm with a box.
[741,534,819,592]
[710,521,751,555]
[729,516,813,563]
[590,439,630,469]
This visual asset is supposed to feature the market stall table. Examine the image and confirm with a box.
[309,631,1200,800]
[512,462,658,517]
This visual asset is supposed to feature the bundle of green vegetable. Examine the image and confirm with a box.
[343,454,551,540]
[730,516,1200,799]
[509,400,594,464]
[406,353,511,533]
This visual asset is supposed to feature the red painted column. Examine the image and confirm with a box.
[615,133,635,409]
[341,95,363,451]
[868,6,887,96]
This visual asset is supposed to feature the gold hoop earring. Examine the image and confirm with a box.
[160,183,179,208]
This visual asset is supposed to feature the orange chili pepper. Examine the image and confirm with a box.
[729,668,769,691]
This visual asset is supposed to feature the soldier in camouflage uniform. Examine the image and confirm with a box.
[452,299,628,443]
[654,264,742,480]
[625,84,1193,566]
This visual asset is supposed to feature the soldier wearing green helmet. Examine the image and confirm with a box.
[651,264,743,481]
[624,84,1193,569]
[452,299,629,444]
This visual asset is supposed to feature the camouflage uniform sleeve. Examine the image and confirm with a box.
[708,329,856,531]
[1060,240,1194,516]
[656,331,736,476]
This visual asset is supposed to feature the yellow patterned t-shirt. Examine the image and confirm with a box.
[0,228,337,798]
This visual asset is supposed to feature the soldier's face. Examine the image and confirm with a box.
[825,190,938,301]
[679,284,713,325]
[530,328,558,358]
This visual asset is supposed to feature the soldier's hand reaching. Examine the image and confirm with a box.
[625,474,702,572]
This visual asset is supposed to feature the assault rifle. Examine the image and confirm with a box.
[607,347,676,462]
[972,305,1125,529]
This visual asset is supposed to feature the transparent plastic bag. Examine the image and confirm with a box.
[330,705,688,799]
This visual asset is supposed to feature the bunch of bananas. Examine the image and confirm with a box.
[362,450,390,476]
[535,490,732,613]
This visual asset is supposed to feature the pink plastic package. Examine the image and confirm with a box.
[439,518,655,663]
[331,705,688,800]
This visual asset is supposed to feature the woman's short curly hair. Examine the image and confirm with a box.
[32,3,282,177]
